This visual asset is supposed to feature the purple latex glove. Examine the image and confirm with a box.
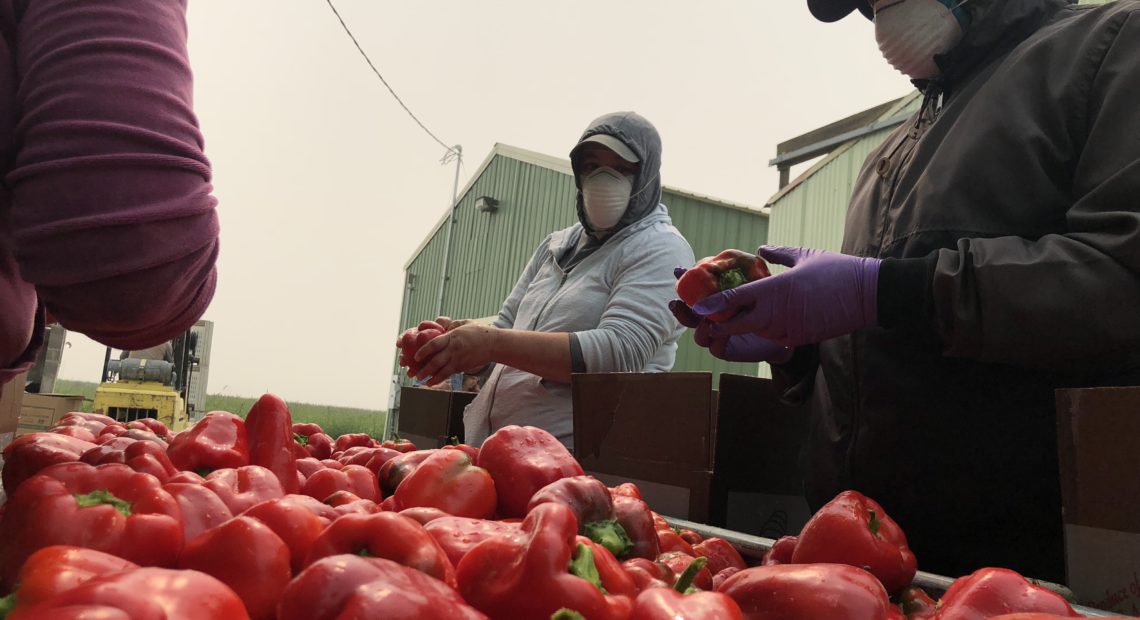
[693,246,881,347]
[670,268,792,364]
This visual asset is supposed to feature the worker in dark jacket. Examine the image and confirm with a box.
[676,0,1140,582]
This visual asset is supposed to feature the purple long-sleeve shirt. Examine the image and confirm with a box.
[0,0,219,386]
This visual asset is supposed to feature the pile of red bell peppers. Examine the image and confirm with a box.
[0,394,1128,619]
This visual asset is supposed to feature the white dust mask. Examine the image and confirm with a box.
[875,0,968,79]
[581,167,634,231]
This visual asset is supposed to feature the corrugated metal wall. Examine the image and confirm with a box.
[395,151,769,387]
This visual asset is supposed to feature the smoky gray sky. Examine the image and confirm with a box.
[57,1,912,410]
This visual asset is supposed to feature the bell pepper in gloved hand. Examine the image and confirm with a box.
[932,568,1081,620]
[6,567,250,620]
[301,463,379,503]
[612,495,660,560]
[163,481,234,542]
[244,393,300,494]
[529,475,632,558]
[278,555,486,620]
[761,535,798,566]
[204,465,285,515]
[80,440,178,482]
[0,546,137,613]
[392,448,497,519]
[693,537,748,576]
[630,557,744,620]
[718,563,895,620]
[0,462,183,591]
[179,516,291,620]
[241,495,332,574]
[477,425,585,518]
[303,511,456,586]
[456,502,633,620]
[791,490,916,593]
[675,249,770,322]
[1,432,95,495]
[424,515,525,568]
[166,411,250,474]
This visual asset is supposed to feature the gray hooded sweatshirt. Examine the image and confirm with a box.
[462,112,695,449]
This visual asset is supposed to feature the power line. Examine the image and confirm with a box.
[324,0,457,157]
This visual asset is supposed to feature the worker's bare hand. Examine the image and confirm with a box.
[432,316,473,332]
[414,323,497,386]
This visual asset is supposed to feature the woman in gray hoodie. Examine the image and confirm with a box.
[411,112,695,449]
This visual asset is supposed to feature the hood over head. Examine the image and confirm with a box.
[569,111,663,235]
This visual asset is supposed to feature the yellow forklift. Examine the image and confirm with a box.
[92,330,202,432]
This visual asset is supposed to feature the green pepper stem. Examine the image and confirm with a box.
[567,542,608,594]
[0,591,18,617]
[583,520,633,560]
[74,489,132,517]
[718,268,747,291]
[294,433,309,446]
[674,556,708,593]
[551,610,586,620]
[868,509,881,537]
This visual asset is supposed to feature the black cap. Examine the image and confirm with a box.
[807,0,874,22]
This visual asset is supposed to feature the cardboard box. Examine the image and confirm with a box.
[394,386,476,449]
[710,373,811,539]
[17,393,85,436]
[1056,386,1140,616]
[572,372,716,522]
[0,371,28,453]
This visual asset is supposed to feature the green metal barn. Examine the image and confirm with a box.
[391,143,770,401]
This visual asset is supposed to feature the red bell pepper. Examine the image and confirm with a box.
[477,425,585,518]
[329,495,382,517]
[241,495,331,574]
[292,422,324,437]
[5,567,250,620]
[791,490,917,593]
[444,438,480,461]
[761,535,798,565]
[899,585,938,620]
[424,515,525,568]
[397,320,445,375]
[381,434,417,453]
[333,432,376,454]
[204,465,286,515]
[179,516,291,620]
[400,505,451,524]
[163,481,234,542]
[378,448,437,495]
[392,448,496,519]
[612,495,660,560]
[167,411,250,474]
[337,446,402,479]
[0,546,137,612]
[718,564,895,620]
[127,418,171,440]
[295,457,326,479]
[456,502,633,620]
[60,411,118,426]
[610,482,644,501]
[579,536,638,600]
[623,557,674,592]
[278,554,486,620]
[630,558,744,620]
[658,551,713,591]
[657,526,696,555]
[676,249,771,322]
[693,537,748,576]
[301,464,379,503]
[302,432,334,460]
[49,425,98,443]
[243,393,300,494]
[0,462,183,590]
[80,440,178,482]
[529,475,632,559]
[988,616,1133,620]
[1,432,95,495]
[96,426,167,447]
[713,566,743,590]
[166,469,206,484]
[304,512,456,587]
[933,568,1081,620]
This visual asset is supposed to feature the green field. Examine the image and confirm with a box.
[54,380,388,439]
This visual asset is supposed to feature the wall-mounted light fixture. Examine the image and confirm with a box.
[475,196,499,213]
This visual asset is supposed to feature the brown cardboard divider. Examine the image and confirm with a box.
[572,372,715,522]
[17,393,85,437]
[0,371,29,453]
[1056,386,1140,616]
[395,386,475,449]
